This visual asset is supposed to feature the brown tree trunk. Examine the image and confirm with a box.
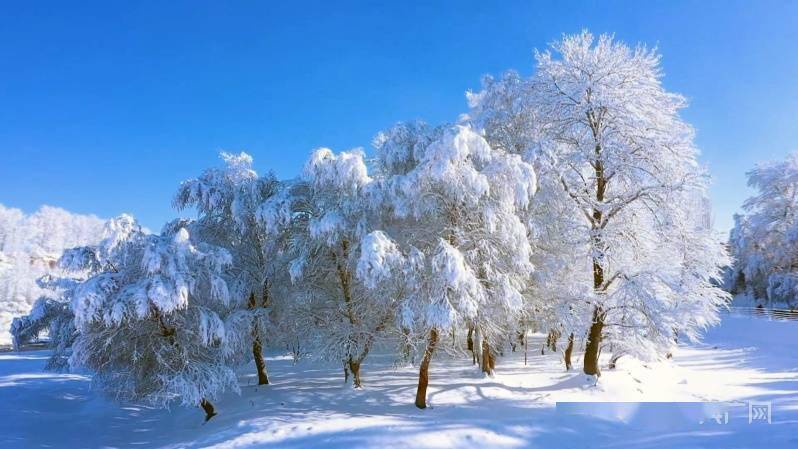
[252,337,269,385]
[473,327,482,366]
[582,135,608,377]
[343,321,383,389]
[334,240,357,326]
[248,293,269,385]
[415,328,439,409]
[335,240,373,388]
[547,329,560,352]
[200,398,217,422]
[564,333,574,370]
[348,357,363,388]
[583,307,604,376]
[467,326,476,365]
[608,353,623,369]
[481,340,495,375]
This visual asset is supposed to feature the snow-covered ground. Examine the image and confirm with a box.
[1,314,796,449]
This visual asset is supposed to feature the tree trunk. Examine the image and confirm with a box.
[343,361,350,383]
[415,328,439,409]
[473,327,483,367]
[609,353,623,369]
[334,240,357,326]
[200,398,217,422]
[481,340,495,375]
[344,324,382,389]
[583,135,608,377]
[564,333,574,370]
[467,326,476,364]
[583,307,604,376]
[248,292,269,385]
[547,329,559,352]
[252,336,269,385]
[348,357,363,388]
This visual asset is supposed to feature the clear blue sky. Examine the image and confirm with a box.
[1,1,796,232]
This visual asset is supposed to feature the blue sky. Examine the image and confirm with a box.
[1,1,796,232]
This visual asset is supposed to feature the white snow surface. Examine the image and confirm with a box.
[1,314,796,448]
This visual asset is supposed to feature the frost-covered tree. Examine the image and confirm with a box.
[3,30,738,419]
[525,161,593,369]
[468,31,728,376]
[728,152,798,307]
[0,204,106,255]
[69,220,239,420]
[373,123,537,407]
[668,194,729,339]
[467,70,591,371]
[259,148,403,388]
[466,70,540,157]
[0,204,106,345]
[174,152,282,385]
[10,215,142,369]
[527,31,728,375]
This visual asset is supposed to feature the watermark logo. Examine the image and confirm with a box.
[749,401,771,424]
[700,411,728,425]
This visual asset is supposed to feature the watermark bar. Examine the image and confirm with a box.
[556,401,772,428]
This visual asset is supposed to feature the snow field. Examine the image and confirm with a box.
[1,315,796,449]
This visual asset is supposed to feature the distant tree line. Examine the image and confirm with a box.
[727,152,798,309]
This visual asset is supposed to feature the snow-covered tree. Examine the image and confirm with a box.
[0,204,106,345]
[259,148,403,388]
[468,31,728,376]
[69,219,239,420]
[174,152,282,385]
[524,160,593,369]
[467,70,591,370]
[728,152,798,307]
[527,31,728,375]
[373,123,537,407]
[10,215,142,369]
[4,30,739,419]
